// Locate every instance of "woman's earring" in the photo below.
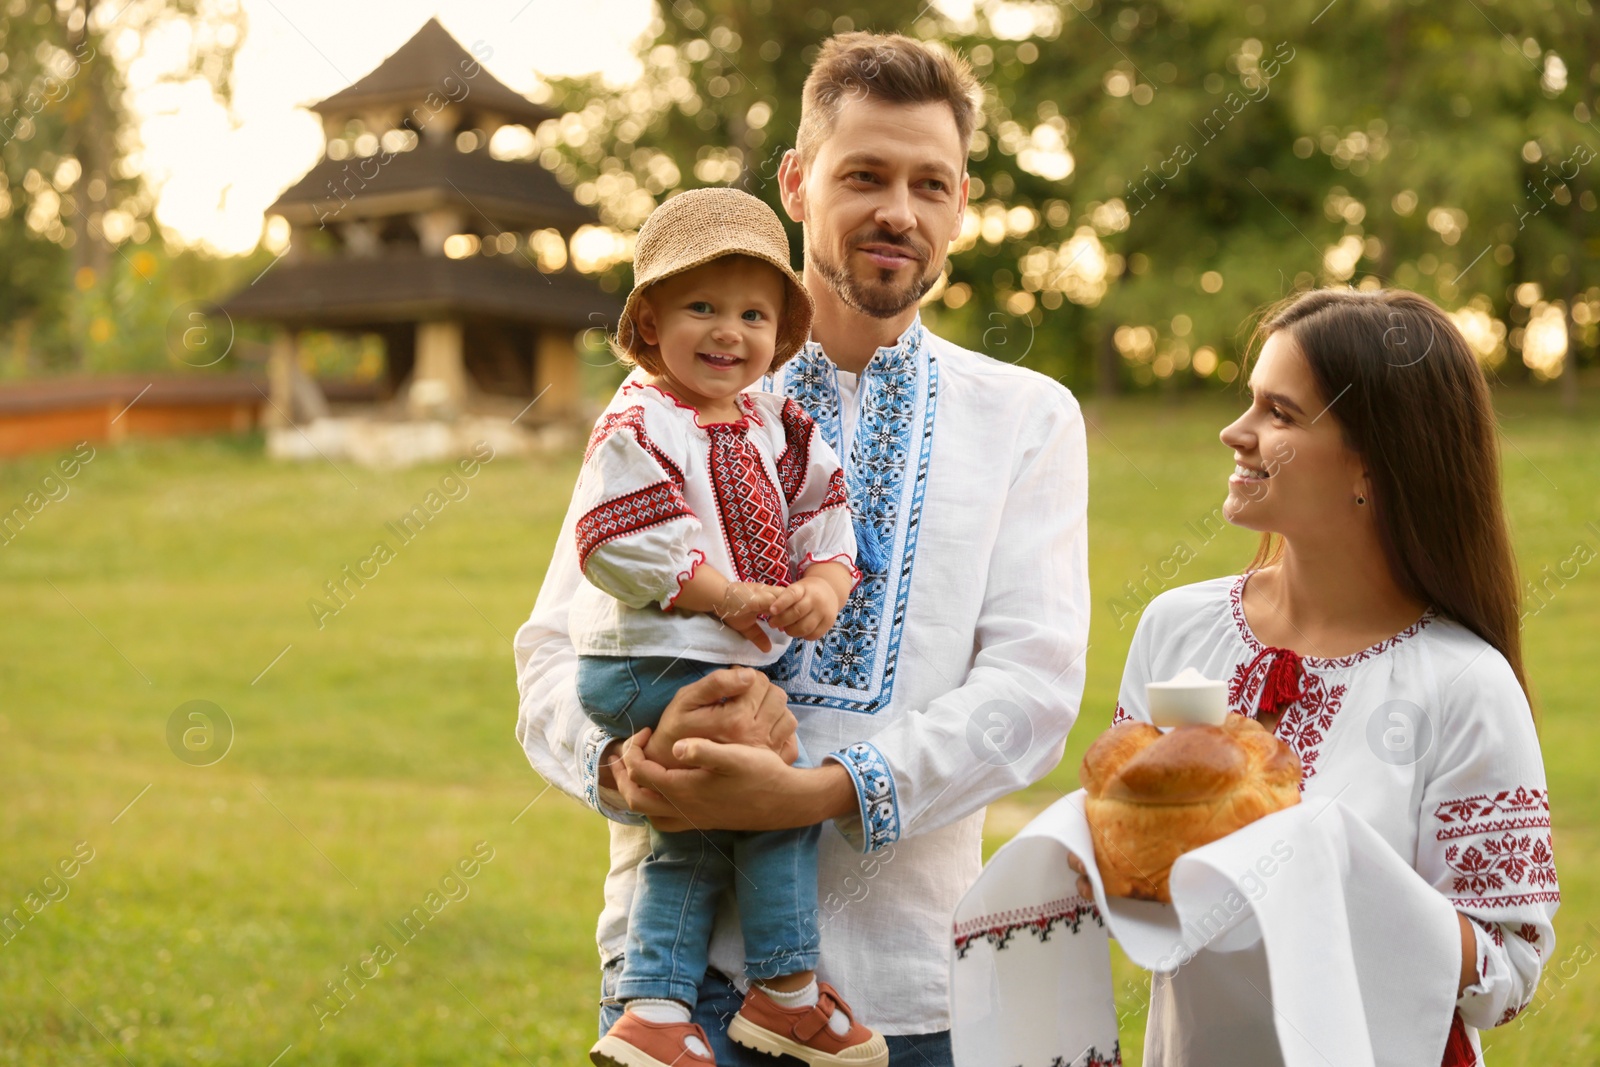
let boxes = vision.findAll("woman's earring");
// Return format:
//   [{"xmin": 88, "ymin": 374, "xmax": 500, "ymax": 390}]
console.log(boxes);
[{"xmin": 1356, "ymin": 494, "xmax": 1367, "ymax": 506}]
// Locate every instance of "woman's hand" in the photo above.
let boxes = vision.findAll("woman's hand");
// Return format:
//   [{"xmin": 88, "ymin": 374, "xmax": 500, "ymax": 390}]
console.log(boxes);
[
  {"xmin": 1456, "ymin": 912, "xmax": 1481, "ymax": 996},
  {"xmin": 1067, "ymin": 850, "xmax": 1097, "ymax": 900}
]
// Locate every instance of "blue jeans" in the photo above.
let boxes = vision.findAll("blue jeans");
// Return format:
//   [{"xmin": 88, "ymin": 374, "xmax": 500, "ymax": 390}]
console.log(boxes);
[
  {"xmin": 578, "ymin": 654, "xmax": 822, "ymax": 1005},
  {"xmin": 599, "ymin": 958, "xmax": 955, "ymax": 1066}
]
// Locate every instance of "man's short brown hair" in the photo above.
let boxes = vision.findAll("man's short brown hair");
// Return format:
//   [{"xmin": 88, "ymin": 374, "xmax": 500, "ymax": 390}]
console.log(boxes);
[{"xmin": 796, "ymin": 32, "xmax": 984, "ymax": 164}]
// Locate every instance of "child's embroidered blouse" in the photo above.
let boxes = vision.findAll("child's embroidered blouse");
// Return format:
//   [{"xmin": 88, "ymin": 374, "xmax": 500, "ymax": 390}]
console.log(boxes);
[{"xmin": 568, "ymin": 380, "xmax": 857, "ymax": 666}]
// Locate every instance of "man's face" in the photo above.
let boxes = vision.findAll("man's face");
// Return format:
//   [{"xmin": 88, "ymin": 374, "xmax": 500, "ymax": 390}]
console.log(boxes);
[{"xmin": 783, "ymin": 97, "xmax": 969, "ymax": 319}]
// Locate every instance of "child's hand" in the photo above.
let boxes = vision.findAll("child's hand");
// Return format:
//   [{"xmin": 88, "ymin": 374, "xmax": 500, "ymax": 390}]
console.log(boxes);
[
  {"xmin": 766, "ymin": 572, "xmax": 847, "ymax": 640},
  {"xmin": 712, "ymin": 582, "xmax": 784, "ymax": 651}
]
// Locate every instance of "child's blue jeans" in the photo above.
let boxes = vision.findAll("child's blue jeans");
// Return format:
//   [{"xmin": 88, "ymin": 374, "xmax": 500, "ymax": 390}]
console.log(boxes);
[{"xmin": 577, "ymin": 653, "xmax": 822, "ymax": 1006}]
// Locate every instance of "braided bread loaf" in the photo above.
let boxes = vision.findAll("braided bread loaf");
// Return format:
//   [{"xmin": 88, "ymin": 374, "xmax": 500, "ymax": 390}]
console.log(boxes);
[{"xmin": 1081, "ymin": 716, "xmax": 1302, "ymax": 902}]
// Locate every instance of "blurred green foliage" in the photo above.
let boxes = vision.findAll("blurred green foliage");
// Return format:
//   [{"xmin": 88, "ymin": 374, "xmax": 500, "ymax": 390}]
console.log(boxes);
[
  {"xmin": 4, "ymin": 1, "xmax": 1598, "ymax": 402},
  {"xmin": 0, "ymin": 0, "xmax": 243, "ymax": 376},
  {"xmin": 538, "ymin": 0, "xmax": 1600, "ymax": 399}
]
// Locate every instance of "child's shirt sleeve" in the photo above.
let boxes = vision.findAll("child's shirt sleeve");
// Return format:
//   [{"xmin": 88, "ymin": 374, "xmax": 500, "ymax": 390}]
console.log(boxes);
[
  {"xmin": 573, "ymin": 409, "xmax": 705, "ymax": 610},
  {"xmin": 772, "ymin": 397, "xmax": 859, "ymax": 581}
]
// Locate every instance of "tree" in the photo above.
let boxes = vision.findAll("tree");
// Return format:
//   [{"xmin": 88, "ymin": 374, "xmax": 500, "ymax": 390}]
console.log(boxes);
[
  {"xmin": 527, "ymin": 0, "xmax": 1597, "ymax": 399},
  {"xmin": 0, "ymin": 0, "xmax": 242, "ymax": 373},
  {"xmin": 1508, "ymin": 0, "xmax": 1599, "ymax": 411}
]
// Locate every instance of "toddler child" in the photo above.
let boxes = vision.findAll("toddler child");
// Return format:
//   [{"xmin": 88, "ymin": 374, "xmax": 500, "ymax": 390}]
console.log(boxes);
[{"xmin": 573, "ymin": 187, "xmax": 886, "ymax": 1067}]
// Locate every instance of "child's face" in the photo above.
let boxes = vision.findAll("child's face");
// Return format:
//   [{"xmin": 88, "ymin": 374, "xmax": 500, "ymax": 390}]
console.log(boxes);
[{"xmin": 635, "ymin": 255, "xmax": 787, "ymax": 412}]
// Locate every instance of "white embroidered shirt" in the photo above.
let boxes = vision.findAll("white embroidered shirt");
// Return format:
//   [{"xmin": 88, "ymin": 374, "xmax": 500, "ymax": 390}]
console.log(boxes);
[{"xmin": 1116, "ymin": 574, "xmax": 1558, "ymax": 1066}]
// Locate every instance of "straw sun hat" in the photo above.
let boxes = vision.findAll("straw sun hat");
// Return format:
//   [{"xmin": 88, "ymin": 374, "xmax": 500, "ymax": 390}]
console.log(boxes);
[{"xmin": 614, "ymin": 187, "xmax": 815, "ymax": 371}]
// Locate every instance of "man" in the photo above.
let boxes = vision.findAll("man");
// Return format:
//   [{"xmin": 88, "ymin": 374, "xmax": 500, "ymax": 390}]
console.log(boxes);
[{"xmin": 515, "ymin": 31, "xmax": 1089, "ymax": 1066}]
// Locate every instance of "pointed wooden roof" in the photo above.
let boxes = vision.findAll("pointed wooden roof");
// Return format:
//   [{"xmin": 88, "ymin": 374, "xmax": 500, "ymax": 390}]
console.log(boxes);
[
  {"xmin": 266, "ymin": 142, "xmax": 596, "ymax": 232},
  {"xmin": 311, "ymin": 17, "xmax": 558, "ymax": 129},
  {"xmin": 221, "ymin": 254, "xmax": 619, "ymax": 330}
]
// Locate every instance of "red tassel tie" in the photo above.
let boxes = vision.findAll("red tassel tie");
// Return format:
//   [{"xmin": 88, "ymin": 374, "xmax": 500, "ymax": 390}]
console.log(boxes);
[
  {"xmin": 1245, "ymin": 645, "xmax": 1307, "ymax": 717},
  {"xmin": 1439, "ymin": 1011, "xmax": 1477, "ymax": 1067}
]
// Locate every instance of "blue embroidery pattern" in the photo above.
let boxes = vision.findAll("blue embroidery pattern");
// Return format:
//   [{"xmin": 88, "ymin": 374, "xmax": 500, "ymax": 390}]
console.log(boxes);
[
  {"xmin": 764, "ymin": 320, "xmax": 938, "ymax": 716},
  {"xmin": 580, "ymin": 724, "xmax": 611, "ymax": 814},
  {"xmin": 833, "ymin": 742, "xmax": 900, "ymax": 850},
  {"xmin": 768, "ymin": 354, "xmax": 841, "ymax": 453}
]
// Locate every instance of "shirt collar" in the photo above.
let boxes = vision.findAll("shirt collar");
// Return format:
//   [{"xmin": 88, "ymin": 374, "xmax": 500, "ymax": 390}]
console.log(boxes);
[{"xmin": 799, "ymin": 313, "xmax": 926, "ymax": 380}]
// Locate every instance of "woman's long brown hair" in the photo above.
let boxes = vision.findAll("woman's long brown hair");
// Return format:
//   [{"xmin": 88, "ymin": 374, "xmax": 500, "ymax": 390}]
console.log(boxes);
[{"xmin": 1244, "ymin": 288, "xmax": 1529, "ymax": 699}]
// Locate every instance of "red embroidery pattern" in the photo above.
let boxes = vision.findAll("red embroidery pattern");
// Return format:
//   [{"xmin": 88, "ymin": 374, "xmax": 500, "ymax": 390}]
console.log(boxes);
[
  {"xmin": 584, "ymin": 405, "xmax": 684, "ymax": 487},
  {"xmin": 1228, "ymin": 573, "xmax": 1434, "ymax": 670},
  {"xmin": 1443, "ymin": 834, "xmax": 1558, "ymax": 901},
  {"xmin": 706, "ymin": 422, "xmax": 791, "ymax": 586},
  {"xmin": 953, "ymin": 895, "xmax": 1103, "ymax": 958},
  {"xmin": 1434, "ymin": 788, "xmax": 1550, "ymax": 840},
  {"xmin": 574, "ymin": 482, "xmax": 694, "ymax": 572},
  {"xmin": 1515, "ymin": 923, "xmax": 1541, "ymax": 947},
  {"xmin": 787, "ymin": 467, "xmax": 849, "ymax": 537},
  {"xmin": 1227, "ymin": 656, "xmax": 1347, "ymax": 786},
  {"xmin": 1111, "ymin": 704, "xmax": 1133, "ymax": 726},
  {"xmin": 1433, "ymin": 789, "xmax": 1558, "ymax": 906},
  {"xmin": 775, "ymin": 397, "xmax": 814, "ymax": 504},
  {"xmin": 1471, "ymin": 917, "xmax": 1505, "ymax": 947},
  {"xmin": 1224, "ymin": 574, "xmax": 1430, "ymax": 786}
]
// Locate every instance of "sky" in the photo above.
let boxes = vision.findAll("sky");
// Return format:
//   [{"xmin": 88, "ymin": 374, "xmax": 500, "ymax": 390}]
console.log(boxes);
[{"xmin": 129, "ymin": 0, "xmax": 655, "ymax": 255}]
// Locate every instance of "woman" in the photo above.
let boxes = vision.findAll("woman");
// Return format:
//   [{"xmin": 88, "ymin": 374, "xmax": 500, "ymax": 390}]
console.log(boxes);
[{"xmin": 1072, "ymin": 288, "xmax": 1557, "ymax": 1065}]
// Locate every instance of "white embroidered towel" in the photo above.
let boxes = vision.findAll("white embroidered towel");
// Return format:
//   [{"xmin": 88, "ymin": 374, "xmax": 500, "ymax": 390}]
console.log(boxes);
[{"xmin": 951, "ymin": 790, "xmax": 1462, "ymax": 1067}]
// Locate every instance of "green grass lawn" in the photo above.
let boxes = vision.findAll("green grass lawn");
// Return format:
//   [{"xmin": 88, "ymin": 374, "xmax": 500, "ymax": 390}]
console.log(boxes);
[{"xmin": 0, "ymin": 390, "xmax": 1594, "ymax": 1065}]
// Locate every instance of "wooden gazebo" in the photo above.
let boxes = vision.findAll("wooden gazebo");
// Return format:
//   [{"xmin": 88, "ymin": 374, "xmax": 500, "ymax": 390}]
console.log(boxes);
[{"xmin": 223, "ymin": 18, "xmax": 617, "ymax": 424}]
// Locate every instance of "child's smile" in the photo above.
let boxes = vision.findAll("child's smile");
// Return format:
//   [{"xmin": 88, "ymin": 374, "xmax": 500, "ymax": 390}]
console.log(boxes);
[{"xmin": 634, "ymin": 255, "xmax": 788, "ymax": 422}]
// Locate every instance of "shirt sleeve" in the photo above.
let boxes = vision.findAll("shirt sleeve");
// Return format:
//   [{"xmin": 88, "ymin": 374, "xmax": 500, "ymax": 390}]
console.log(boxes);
[
  {"xmin": 823, "ymin": 386, "xmax": 1090, "ymax": 852},
  {"xmin": 512, "ymin": 404, "xmax": 660, "ymax": 827},
  {"xmin": 574, "ymin": 418, "xmax": 704, "ymax": 610},
  {"xmin": 1112, "ymin": 609, "xmax": 1158, "ymax": 726},
  {"xmin": 1418, "ymin": 648, "xmax": 1558, "ymax": 1030}
]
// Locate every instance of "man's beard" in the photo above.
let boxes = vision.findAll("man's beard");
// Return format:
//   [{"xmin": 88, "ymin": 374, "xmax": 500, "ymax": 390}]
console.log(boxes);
[{"xmin": 809, "ymin": 233, "xmax": 937, "ymax": 319}]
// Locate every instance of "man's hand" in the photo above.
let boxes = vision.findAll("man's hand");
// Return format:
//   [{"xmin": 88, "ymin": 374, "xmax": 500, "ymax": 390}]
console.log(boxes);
[
  {"xmin": 767, "ymin": 562, "xmax": 853, "ymax": 640},
  {"xmin": 599, "ymin": 667, "xmax": 800, "ymax": 830},
  {"xmin": 648, "ymin": 666, "xmax": 797, "ymax": 763},
  {"xmin": 622, "ymin": 733, "xmax": 857, "ymax": 833}
]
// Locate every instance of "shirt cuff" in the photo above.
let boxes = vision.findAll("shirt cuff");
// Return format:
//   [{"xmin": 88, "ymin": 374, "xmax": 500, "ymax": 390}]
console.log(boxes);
[
  {"xmin": 661, "ymin": 548, "xmax": 707, "ymax": 611},
  {"xmin": 799, "ymin": 552, "xmax": 863, "ymax": 592},
  {"xmin": 1458, "ymin": 918, "xmax": 1493, "ymax": 1001},
  {"xmin": 580, "ymin": 724, "xmax": 647, "ymax": 826},
  {"xmin": 825, "ymin": 741, "xmax": 901, "ymax": 854}
]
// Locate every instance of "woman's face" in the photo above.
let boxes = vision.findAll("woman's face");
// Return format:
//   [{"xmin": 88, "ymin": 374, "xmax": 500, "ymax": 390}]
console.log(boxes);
[{"xmin": 1219, "ymin": 332, "xmax": 1368, "ymax": 537}]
